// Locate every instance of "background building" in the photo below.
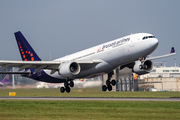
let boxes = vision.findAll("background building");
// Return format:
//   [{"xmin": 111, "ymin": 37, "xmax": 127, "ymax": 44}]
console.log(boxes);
[
  {"xmin": 141, "ymin": 62, "xmax": 180, "ymax": 78},
  {"xmin": 102, "ymin": 62, "xmax": 180, "ymax": 92},
  {"xmin": 139, "ymin": 62, "xmax": 180, "ymax": 91},
  {"xmin": 0, "ymin": 67, "xmax": 37, "ymax": 88}
]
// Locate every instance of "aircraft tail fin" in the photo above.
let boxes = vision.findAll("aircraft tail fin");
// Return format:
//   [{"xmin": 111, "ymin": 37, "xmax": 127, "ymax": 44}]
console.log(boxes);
[
  {"xmin": 1, "ymin": 74, "xmax": 10, "ymax": 83},
  {"xmin": 170, "ymin": 47, "xmax": 175, "ymax": 53},
  {"xmin": 14, "ymin": 31, "xmax": 41, "ymax": 61}
]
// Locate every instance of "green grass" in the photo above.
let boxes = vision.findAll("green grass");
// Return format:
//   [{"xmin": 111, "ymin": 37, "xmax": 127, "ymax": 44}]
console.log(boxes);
[
  {"xmin": 0, "ymin": 88, "xmax": 180, "ymax": 98},
  {"xmin": 0, "ymin": 88, "xmax": 180, "ymax": 120},
  {"xmin": 0, "ymin": 100, "xmax": 180, "ymax": 120}
]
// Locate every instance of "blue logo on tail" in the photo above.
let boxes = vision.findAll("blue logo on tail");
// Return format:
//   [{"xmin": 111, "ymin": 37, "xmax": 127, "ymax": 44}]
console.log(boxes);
[
  {"xmin": 14, "ymin": 31, "xmax": 41, "ymax": 61},
  {"xmin": 14, "ymin": 31, "xmax": 42, "ymax": 73},
  {"xmin": 170, "ymin": 47, "xmax": 175, "ymax": 53}
]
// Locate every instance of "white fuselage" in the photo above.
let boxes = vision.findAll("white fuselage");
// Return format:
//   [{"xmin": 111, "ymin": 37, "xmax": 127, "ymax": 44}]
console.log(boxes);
[{"xmin": 44, "ymin": 33, "xmax": 159, "ymax": 81}]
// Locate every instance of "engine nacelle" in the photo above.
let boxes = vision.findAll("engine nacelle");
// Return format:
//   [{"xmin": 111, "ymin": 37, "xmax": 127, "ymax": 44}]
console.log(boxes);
[
  {"xmin": 133, "ymin": 60, "xmax": 153, "ymax": 75},
  {"xmin": 59, "ymin": 62, "xmax": 81, "ymax": 77}
]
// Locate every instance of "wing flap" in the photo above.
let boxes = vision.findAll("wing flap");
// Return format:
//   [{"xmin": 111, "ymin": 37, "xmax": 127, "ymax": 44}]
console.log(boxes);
[
  {"xmin": 18, "ymin": 65, "xmax": 32, "ymax": 71},
  {"xmin": 1, "ymin": 64, "xmax": 11, "ymax": 70}
]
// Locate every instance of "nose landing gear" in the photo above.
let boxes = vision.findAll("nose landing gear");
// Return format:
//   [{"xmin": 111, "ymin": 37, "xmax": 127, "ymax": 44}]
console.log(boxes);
[{"xmin": 139, "ymin": 57, "xmax": 147, "ymax": 70}]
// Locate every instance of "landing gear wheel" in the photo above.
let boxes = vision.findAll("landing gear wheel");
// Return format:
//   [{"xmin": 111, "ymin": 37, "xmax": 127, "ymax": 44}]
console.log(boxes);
[
  {"xmin": 107, "ymin": 85, "xmax": 112, "ymax": 91},
  {"xmin": 66, "ymin": 87, "xmax": 71, "ymax": 93},
  {"xmin": 139, "ymin": 65, "xmax": 143, "ymax": 69},
  {"xmin": 69, "ymin": 81, "xmax": 74, "ymax": 87},
  {"xmin": 111, "ymin": 80, "xmax": 116, "ymax": 86},
  {"xmin": 102, "ymin": 85, "xmax": 107, "ymax": 91},
  {"xmin": 60, "ymin": 87, "xmax": 65, "ymax": 93},
  {"xmin": 64, "ymin": 81, "xmax": 68, "ymax": 88},
  {"xmin": 106, "ymin": 80, "xmax": 111, "ymax": 86}
]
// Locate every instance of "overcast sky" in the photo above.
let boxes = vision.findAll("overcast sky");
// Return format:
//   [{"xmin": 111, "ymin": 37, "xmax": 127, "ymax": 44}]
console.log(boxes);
[{"xmin": 0, "ymin": 0, "xmax": 179, "ymax": 67}]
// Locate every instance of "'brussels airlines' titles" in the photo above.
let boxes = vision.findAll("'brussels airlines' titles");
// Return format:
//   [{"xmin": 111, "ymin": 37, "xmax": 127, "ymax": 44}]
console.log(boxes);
[{"xmin": 101, "ymin": 37, "xmax": 130, "ymax": 50}]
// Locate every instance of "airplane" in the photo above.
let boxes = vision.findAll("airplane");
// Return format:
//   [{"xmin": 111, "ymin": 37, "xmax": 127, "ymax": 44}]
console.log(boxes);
[
  {"xmin": 0, "ymin": 74, "xmax": 11, "ymax": 87},
  {"xmin": 0, "ymin": 31, "xmax": 176, "ymax": 93}
]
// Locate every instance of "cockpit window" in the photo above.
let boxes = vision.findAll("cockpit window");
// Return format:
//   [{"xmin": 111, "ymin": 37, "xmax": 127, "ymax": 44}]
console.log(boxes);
[{"xmin": 142, "ymin": 36, "xmax": 155, "ymax": 40}]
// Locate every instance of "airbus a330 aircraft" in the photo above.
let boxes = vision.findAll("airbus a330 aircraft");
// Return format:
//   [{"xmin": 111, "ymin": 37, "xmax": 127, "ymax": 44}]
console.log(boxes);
[{"xmin": 0, "ymin": 31, "xmax": 176, "ymax": 93}]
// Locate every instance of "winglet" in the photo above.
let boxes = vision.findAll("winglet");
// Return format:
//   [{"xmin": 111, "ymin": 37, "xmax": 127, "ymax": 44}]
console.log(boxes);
[
  {"xmin": 170, "ymin": 47, "xmax": 175, "ymax": 53},
  {"xmin": 14, "ymin": 31, "xmax": 41, "ymax": 61}
]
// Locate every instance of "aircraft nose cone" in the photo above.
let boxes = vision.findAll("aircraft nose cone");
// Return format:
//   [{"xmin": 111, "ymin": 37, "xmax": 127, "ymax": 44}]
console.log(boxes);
[{"xmin": 151, "ymin": 38, "xmax": 159, "ymax": 48}]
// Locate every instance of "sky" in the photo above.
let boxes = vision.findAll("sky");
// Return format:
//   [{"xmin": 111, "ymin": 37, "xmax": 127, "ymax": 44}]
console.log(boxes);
[{"xmin": 0, "ymin": 0, "xmax": 179, "ymax": 67}]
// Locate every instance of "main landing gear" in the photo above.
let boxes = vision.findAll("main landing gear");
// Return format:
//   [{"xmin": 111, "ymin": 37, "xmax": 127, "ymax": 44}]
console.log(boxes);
[
  {"xmin": 102, "ymin": 71, "xmax": 116, "ymax": 91},
  {"xmin": 60, "ymin": 78, "xmax": 74, "ymax": 93}
]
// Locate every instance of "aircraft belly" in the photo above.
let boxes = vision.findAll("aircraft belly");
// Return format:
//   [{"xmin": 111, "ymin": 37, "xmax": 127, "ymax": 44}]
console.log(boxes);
[{"xmin": 30, "ymin": 70, "xmax": 66, "ymax": 83}]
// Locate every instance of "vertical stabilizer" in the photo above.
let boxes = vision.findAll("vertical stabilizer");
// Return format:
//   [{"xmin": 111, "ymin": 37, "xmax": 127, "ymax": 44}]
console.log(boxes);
[
  {"xmin": 14, "ymin": 31, "xmax": 41, "ymax": 61},
  {"xmin": 170, "ymin": 47, "xmax": 175, "ymax": 53},
  {"xmin": 1, "ymin": 74, "xmax": 10, "ymax": 83}
]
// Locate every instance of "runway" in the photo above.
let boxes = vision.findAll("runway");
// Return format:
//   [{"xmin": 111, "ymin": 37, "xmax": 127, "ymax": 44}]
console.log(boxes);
[{"xmin": 0, "ymin": 97, "xmax": 180, "ymax": 101}]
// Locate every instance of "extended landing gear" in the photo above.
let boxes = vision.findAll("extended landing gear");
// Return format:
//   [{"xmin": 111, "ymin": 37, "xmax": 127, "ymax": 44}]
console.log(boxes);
[
  {"xmin": 60, "ymin": 79, "xmax": 74, "ymax": 93},
  {"xmin": 102, "ymin": 71, "xmax": 116, "ymax": 92},
  {"xmin": 139, "ymin": 57, "xmax": 147, "ymax": 70}
]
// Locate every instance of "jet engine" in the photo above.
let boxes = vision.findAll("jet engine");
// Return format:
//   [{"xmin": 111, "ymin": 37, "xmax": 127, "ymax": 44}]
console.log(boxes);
[
  {"xmin": 59, "ymin": 61, "xmax": 81, "ymax": 77},
  {"xmin": 132, "ymin": 60, "xmax": 153, "ymax": 75}
]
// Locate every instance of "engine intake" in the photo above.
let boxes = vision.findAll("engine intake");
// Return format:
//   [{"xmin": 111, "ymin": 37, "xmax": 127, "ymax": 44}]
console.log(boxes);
[
  {"xmin": 133, "ymin": 60, "xmax": 153, "ymax": 75},
  {"xmin": 59, "ymin": 62, "xmax": 81, "ymax": 77}
]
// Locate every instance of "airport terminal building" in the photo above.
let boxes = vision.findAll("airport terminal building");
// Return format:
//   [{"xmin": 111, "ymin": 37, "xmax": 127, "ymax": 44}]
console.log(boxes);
[
  {"xmin": 140, "ymin": 62, "xmax": 180, "ymax": 91},
  {"xmin": 141, "ymin": 62, "xmax": 180, "ymax": 78}
]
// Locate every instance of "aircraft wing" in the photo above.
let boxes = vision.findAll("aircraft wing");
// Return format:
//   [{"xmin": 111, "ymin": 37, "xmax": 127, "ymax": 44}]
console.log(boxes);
[
  {"xmin": 0, "ymin": 59, "xmax": 102, "ymax": 74},
  {"xmin": 147, "ymin": 47, "xmax": 176, "ymax": 60},
  {"xmin": 0, "ymin": 60, "xmax": 61, "ymax": 72},
  {"xmin": 147, "ymin": 52, "xmax": 176, "ymax": 60}
]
